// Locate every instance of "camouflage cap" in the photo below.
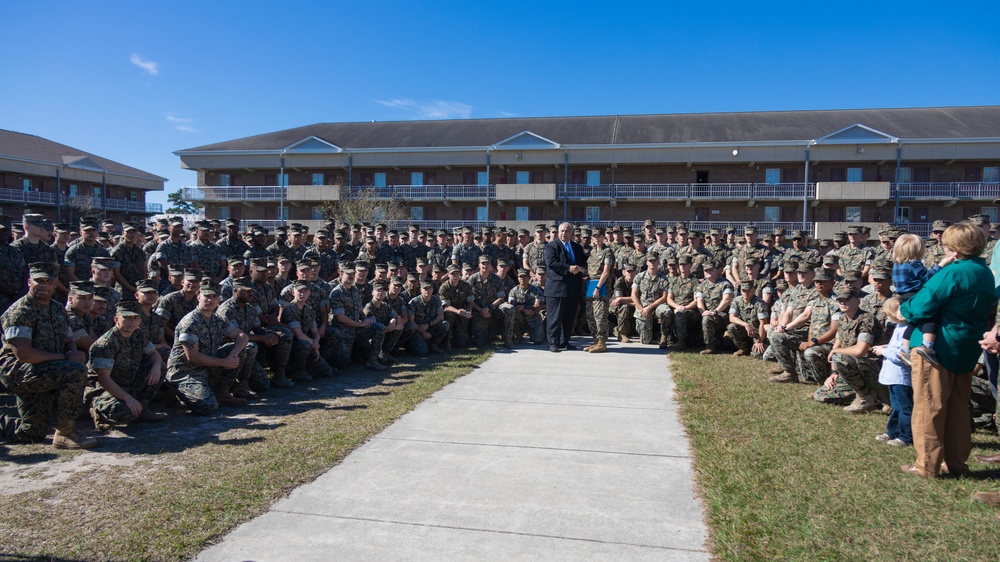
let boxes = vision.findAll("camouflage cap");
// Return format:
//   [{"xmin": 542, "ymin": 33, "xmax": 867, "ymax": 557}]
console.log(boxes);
[
  {"xmin": 291, "ymin": 280, "xmax": 312, "ymax": 291},
  {"xmin": 136, "ymin": 279, "xmax": 159, "ymax": 293},
  {"xmin": 92, "ymin": 286, "xmax": 111, "ymax": 301},
  {"xmin": 931, "ymin": 219, "xmax": 952, "ymax": 232},
  {"xmin": 23, "ymin": 214, "xmax": 47, "ymax": 226},
  {"xmin": 773, "ymin": 227, "xmax": 786, "ymax": 236},
  {"xmin": 420, "ymin": 280, "xmax": 435, "ymax": 289},
  {"xmin": 677, "ymin": 255, "xmax": 693, "ymax": 265},
  {"xmin": 406, "ymin": 273, "xmax": 419, "ymax": 281},
  {"xmin": 340, "ymin": 262, "xmax": 356, "ymax": 273},
  {"xmin": 372, "ymin": 282, "xmax": 388, "ymax": 292},
  {"xmin": 167, "ymin": 265, "xmax": 184, "ymax": 276},
  {"xmin": 813, "ymin": 268, "xmax": 834, "ymax": 282},
  {"xmin": 69, "ymin": 281, "xmax": 95, "ymax": 296},
  {"xmin": 478, "ymin": 255, "xmax": 491, "ymax": 264},
  {"xmin": 819, "ymin": 239, "xmax": 832, "ymax": 248},
  {"xmin": 199, "ymin": 280, "xmax": 221, "ymax": 296},
  {"xmin": 462, "ymin": 263, "xmax": 474, "ymax": 271},
  {"xmin": 775, "ymin": 279, "xmax": 789, "ymax": 290},
  {"xmin": 623, "ymin": 263, "xmax": 637, "ymax": 272},
  {"xmin": 796, "ymin": 261, "xmax": 815, "ymax": 273},
  {"xmin": 834, "ymin": 287, "xmax": 860, "ymax": 301},
  {"xmin": 744, "ymin": 256, "xmax": 761, "ymax": 267},
  {"xmin": 250, "ymin": 258, "xmax": 269, "ymax": 271},
  {"xmin": 446, "ymin": 264, "xmax": 460, "ymax": 274},
  {"xmin": 842, "ymin": 270, "xmax": 862, "ymax": 282},
  {"xmin": 535, "ymin": 266, "xmax": 547, "ymax": 274},
  {"xmin": 790, "ymin": 229, "xmax": 807, "ymax": 240},
  {"xmin": 28, "ymin": 262, "xmax": 58, "ymax": 280},
  {"xmin": 644, "ymin": 219, "xmax": 656, "ymax": 227},
  {"xmin": 739, "ymin": 281, "xmax": 754, "ymax": 292},
  {"xmin": 517, "ymin": 268, "xmax": 530, "ymax": 277},
  {"xmin": 966, "ymin": 214, "xmax": 990, "ymax": 226},
  {"xmin": 183, "ymin": 268, "xmax": 203, "ymax": 280},
  {"xmin": 665, "ymin": 257, "xmax": 679, "ymax": 266},
  {"xmin": 117, "ymin": 300, "xmax": 143, "ymax": 317},
  {"xmin": 227, "ymin": 255, "xmax": 245, "ymax": 266},
  {"xmin": 846, "ymin": 225, "xmax": 863, "ymax": 234},
  {"xmin": 870, "ymin": 268, "xmax": 891, "ymax": 280},
  {"xmin": 646, "ymin": 251, "xmax": 660, "ymax": 262},
  {"xmin": 232, "ymin": 277, "xmax": 254, "ymax": 290},
  {"xmin": 744, "ymin": 225, "xmax": 757, "ymax": 235},
  {"xmin": 91, "ymin": 257, "xmax": 117, "ymax": 270}
]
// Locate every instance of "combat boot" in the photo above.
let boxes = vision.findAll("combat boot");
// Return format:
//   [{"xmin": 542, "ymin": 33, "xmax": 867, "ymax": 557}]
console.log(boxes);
[
  {"xmin": 271, "ymin": 372, "xmax": 295, "ymax": 388},
  {"xmin": 53, "ymin": 424, "xmax": 97, "ymax": 450},
  {"xmin": 215, "ymin": 389, "xmax": 248, "ymax": 408},
  {"xmin": 231, "ymin": 379, "xmax": 257, "ymax": 400},
  {"xmin": 973, "ymin": 491, "xmax": 1000, "ymax": 507},
  {"xmin": 366, "ymin": 359, "xmax": 389, "ymax": 371},
  {"xmin": 844, "ymin": 394, "xmax": 878, "ymax": 414},
  {"xmin": 89, "ymin": 407, "xmax": 112, "ymax": 432},
  {"xmin": 136, "ymin": 401, "xmax": 168, "ymax": 422},
  {"xmin": 768, "ymin": 365, "xmax": 785, "ymax": 374},
  {"xmin": 588, "ymin": 338, "xmax": 607, "ymax": 353},
  {"xmin": 768, "ymin": 371, "xmax": 799, "ymax": 383}
]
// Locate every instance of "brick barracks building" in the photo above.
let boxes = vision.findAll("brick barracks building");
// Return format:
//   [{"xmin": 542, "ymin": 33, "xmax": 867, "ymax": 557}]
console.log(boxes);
[
  {"xmin": 175, "ymin": 106, "xmax": 1000, "ymax": 238},
  {"xmin": 0, "ymin": 129, "xmax": 164, "ymax": 225}
]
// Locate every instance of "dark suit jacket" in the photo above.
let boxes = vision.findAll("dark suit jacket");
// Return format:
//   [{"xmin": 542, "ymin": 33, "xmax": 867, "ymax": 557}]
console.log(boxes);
[{"xmin": 543, "ymin": 239, "xmax": 586, "ymax": 298}]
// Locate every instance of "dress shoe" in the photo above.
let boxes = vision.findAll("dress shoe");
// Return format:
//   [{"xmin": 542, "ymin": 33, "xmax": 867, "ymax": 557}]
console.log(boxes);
[
  {"xmin": 974, "ymin": 453, "xmax": 1000, "ymax": 464},
  {"xmin": 563, "ymin": 344, "xmax": 576, "ymax": 351},
  {"xmin": 548, "ymin": 346, "xmax": 560, "ymax": 353}
]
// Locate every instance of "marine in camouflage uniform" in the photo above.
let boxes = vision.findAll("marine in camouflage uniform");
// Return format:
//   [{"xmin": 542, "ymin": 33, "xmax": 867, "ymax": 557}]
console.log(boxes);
[
  {"xmin": 610, "ymin": 266, "xmax": 638, "ymax": 341},
  {"xmin": 427, "ymin": 242, "xmax": 453, "ymax": 271},
  {"xmin": 727, "ymin": 283, "xmax": 769, "ymax": 356},
  {"xmin": 363, "ymin": 287, "xmax": 405, "ymax": 361},
  {"xmin": 438, "ymin": 269, "xmax": 476, "ymax": 347},
  {"xmin": 326, "ymin": 266, "xmax": 387, "ymax": 370},
  {"xmin": 0, "ymin": 229, "xmax": 25, "ymax": 313},
  {"xmin": 584, "ymin": 234, "xmax": 614, "ymax": 347},
  {"xmin": 524, "ymin": 239, "xmax": 547, "ymax": 273},
  {"xmin": 165, "ymin": 284, "xmax": 257, "ymax": 415},
  {"xmin": 797, "ymin": 274, "xmax": 839, "ymax": 384},
  {"xmin": 302, "ymin": 236, "xmax": 339, "ymax": 281},
  {"xmin": 835, "ymin": 235, "xmax": 874, "ymax": 277},
  {"xmin": 189, "ymin": 237, "xmax": 227, "ymax": 280},
  {"xmin": 219, "ymin": 280, "xmax": 293, "ymax": 392},
  {"xmin": 87, "ymin": 302, "xmax": 162, "ymax": 426},
  {"xmin": 110, "ymin": 227, "xmax": 148, "ymax": 300},
  {"xmin": 814, "ymin": 289, "xmax": 885, "ymax": 406},
  {"xmin": 65, "ymin": 234, "xmax": 112, "ymax": 279},
  {"xmin": 632, "ymin": 255, "xmax": 671, "ymax": 346},
  {"xmin": 0, "ymin": 263, "xmax": 89, "ymax": 445},
  {"xmin": 408, "ymin": 282, "xmax": 450, "ymax": 356},
  {"xmin": 154, "ymin": 273, "xmax": 201, "ymax": 337},
  {"xmin": 451, "ymin": 240, "xmax": 482, "ymax": 269},
  {"xmin": 500, "ymin": 269, "xmax": 545, "ymax": 347},
  {"xmin": 695, "ymin": 268, "xmax": 734, "ymax": 353},
  {"xmin": 767, "ymin": 265, "xmax": 818, "ymax": 379},
  {"xmin": 664, "ymin": 259, "xmax": 700, "ymax": 349},
  {"xmin": 280, "ymin": 282, "xmax": 336, "ymax": 380},
  {"xmin": 386, "ymin": 278, "xmax": 418, "ymax": 353},
  {"xmin": 467, "ymin": 258, "xmax": 506, "ymax": 346},
  {"xmin": 156, "ymin": 234, "xmax": 197, "ymax": 268}
]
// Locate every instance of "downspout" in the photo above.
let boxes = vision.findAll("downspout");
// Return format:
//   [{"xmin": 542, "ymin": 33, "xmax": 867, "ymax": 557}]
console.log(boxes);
[
  {"xmin": 279, "ymin": 151, "xmax": 285, "ymax": 224},
  {"xmin": 102, "ymin": 173, "xmax": 107, "ymax": 221},
  {"xmin": 563, "ymin": 148, "xmax": 569, "ymax": 222},
  {"xmin": 55, "ymin": 167, "xmax": 61, "ymax": 222},
  {"xmin": 803, "ymin": 147, "xmax": 810, "ymax": 233},
  {"xmin": 894, "ymin": 144, "xmax": 901, "ymax": 226},
  {"xmin": 347, "ymin": 153, "xmax": 353, "ymax": 197},
  {"xmin": 485, "ymin": 150, "xmax": 491, "ymax": 226}
]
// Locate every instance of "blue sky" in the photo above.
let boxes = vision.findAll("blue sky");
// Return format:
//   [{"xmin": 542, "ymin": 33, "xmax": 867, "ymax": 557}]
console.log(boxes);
[{"xmin": 2, "ymin": 1, "xmax": 998, "ymax": 208}]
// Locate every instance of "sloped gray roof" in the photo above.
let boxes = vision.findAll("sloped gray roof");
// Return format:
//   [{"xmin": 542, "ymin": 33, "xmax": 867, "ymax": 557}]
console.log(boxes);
[
  {"xmin": 0, "ymin": 129, "xmax": 166, "ymax": 181},
  {"xmin": 178, "ymin": 106, "xmax": 1000, "ymax": 153}
]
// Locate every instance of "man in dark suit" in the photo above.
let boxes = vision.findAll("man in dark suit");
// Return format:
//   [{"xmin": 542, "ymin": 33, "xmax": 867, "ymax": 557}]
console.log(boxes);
[{"xmin": 544, "ymin": 222, "xmax": 586, "ymax": 352}]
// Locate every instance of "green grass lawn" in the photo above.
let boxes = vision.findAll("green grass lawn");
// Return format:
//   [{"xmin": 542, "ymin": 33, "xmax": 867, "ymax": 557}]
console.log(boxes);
[
  {"xmin": 0, "ymin": 349, "xmax": 490, "ymax": 561},
  {"xmin": 671, "ymin": 352, "xmax": 1000, "ymax": 561}
]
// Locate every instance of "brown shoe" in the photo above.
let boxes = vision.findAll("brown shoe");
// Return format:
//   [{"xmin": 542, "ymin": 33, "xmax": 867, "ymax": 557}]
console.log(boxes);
[
  {"xmin": 900, "ymin": 464, "xmax": 925, "ymax": 477},
  {"xmin": 89, "ymin": 408, "xmax": 112, "ymax": 432},
  {"xmin": 53, "ymin": 429, "xmax": 97, "ymax": 450},
  {"xmin": 973, "ymin": 491, "xmax": 1000, "ymax": 507},
  {"xmin": 231, "ymin": 386, "xmax": 256, "ymax": 400},
  {"xmin": 768, "ymin": 365, "xmax": 785, "ymax": 374},
  {"xmin": 844, "ymin": 394, "xmax": 878, "ymax": 414},
  {"xmin": 975, "ymin": 453, "xmax": 1000, "ymax": 464},
  {"xmin": 588, "ymin": 339, "xmax": 608, "ymax": 353},
  {"xmin": 136, "ymin": 407, "xmax": 168, "ymax": 423},
  {"xmin": 366, "ymin": 360, "xmax": 389, "ymax": 371},
  {"xmin": 733, "ymin": 349, "xmax": 748, "ymax": 357},
  {"xmin": 216, "ymin": 392, "xmax": 247, "ymax": 408},
  {"xmin": 769, "ymin": 371, "xmax": 798, "ymax": 383}
]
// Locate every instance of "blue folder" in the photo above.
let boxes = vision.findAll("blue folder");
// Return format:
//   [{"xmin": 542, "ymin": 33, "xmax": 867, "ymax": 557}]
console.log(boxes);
[{"xmin": 586, "ymin": 279, "xmax": 607, "ymax": 298}]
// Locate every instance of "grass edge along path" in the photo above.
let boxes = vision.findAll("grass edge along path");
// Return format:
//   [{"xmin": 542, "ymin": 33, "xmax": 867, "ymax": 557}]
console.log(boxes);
[
  {"xmin": 670, "ymin": 352, "xmax": 1000, "ymax": 561},
  {"xmin": 0, "ymin": 349, "xmax": 491, "ymax": 561}
]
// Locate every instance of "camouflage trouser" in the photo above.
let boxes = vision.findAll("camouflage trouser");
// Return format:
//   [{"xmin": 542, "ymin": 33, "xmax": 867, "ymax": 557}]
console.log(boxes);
[
  {"xmin": 701, "ymin": 313, "xmax": 728, "ymax": 351},
  {"xmin": 664, "ymin": 308, "xmax": 698, "ymax": 347},
  {"xmin": 289, "ymin": 339, "xmax": 335, "ymax": 378},
  {"xmin": 585, "ymin": 297, "xmax": 610, "ymax": 342},
  {"xmin": 471, "ymin": 307, "xmax": 502, "ymax": 347},
  {"xmin": 768, "ymin": 329, "xmax": 808, "ymax": 376},
  {"xmin": 833, "ymin": 353, "xmax": 886, "ymax": 402},
  {"xmin": 611, "ymin": 303, "xmax": 636, "ymax": 339},
  {"xmin": 444, "ymin": 311, "xmax": 471, "ymax": 347},
  {"xmin": 334, "ymin": 322, "xmax": 386, "ymax": 367},
  {"xmin": 169, "ymin": 342, "xmax": 258, "ymax": 416},
  {"xmin": 636, "ymin": 304, "xmax": 671, "ymax": 345},
  {"xmin": 575, "ymin": 304, "xmax": 590, "ymax": 336},
  {"xmin": 727, "ymin": 323, "xmax": 760, "ymax": 355},
  {"xmin": 383, "ymin": 322, "xmax": 414, "ymax": 355},
  {"xmin": 407, "ymin": 321, "xmax": 450, "ymax": 356},
  {"xmin": 252, "ymin": 326, "xmax": 293, "ymax": 391},
  {"xmin": 800, "ymin": 343, "xmax": 833, "ymax": 383},
  {"xmin": 813, "ymin": 375, "xmax": 856, "ymax": 405},
  {"xmin": 0, "ymin": 359, "xmax": 87, "ymax": 442},
  {"xmin": 89, "ymin": 357, "xmax": 161, "ymax": 425},
  {"xmin": 499, "ymin": 304, "xmax": 545, "ymax": 345}
]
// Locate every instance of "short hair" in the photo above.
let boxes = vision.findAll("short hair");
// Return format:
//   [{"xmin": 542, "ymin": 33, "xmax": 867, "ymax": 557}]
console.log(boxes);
[
  {"xmin": 941, "ymin": 223, "xmax": 987, "ymax": 259},
  {"xmin": 881, "ymin": 297, "xmax": 903, "ymax": 324},
  {"xmin": 892, "ymin": 234, "xmax": 925, "ymax": 263}
]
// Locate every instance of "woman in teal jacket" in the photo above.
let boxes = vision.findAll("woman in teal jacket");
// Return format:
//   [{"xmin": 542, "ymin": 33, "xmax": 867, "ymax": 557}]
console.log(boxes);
[{"xmin": 899, "ymin": 223, "xmax": 997, "ymax": 478}]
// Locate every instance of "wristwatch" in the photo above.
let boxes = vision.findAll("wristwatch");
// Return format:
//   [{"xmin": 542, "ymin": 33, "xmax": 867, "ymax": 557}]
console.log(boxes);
[{"xmin": 811, "ymin": 337, "xmax": 819, "ymax": 345}]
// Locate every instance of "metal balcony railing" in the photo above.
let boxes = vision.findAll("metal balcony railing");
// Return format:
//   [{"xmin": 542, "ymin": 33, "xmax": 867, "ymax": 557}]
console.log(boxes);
[
  {"xmin": 182, "ymin": 186, "xmax": 286, "ymax": 201},
  {"xmin": 348, "ymin": 185, "xmax": 494, "ymax": 200},
  {"xmin": 891, "ymin": 182, "xmax": 1000, "ymax": 199},
  {"xmin": 579, "ymin": 221, "xmax": 815, "ymax": 234},
  {"xmin": 385, "ymin": 220, "xmax": 494, "ymax": 231},
  {"xmin": 0, "ymin": 188, "xmax": 58, "ymax": 206},
  {"xmin": 558, "ymin": 183, "xmax": 815, "ymax": 200}
]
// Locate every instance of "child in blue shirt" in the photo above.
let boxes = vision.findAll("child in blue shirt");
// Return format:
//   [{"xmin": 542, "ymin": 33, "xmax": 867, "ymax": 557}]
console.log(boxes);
[
  {"xmin": 891, "ymin": 234, "xmax": 952, "ymax": 367},
  {"xmin": 872, "ymin": 297, "xmax": 913, "ymax": 446}
]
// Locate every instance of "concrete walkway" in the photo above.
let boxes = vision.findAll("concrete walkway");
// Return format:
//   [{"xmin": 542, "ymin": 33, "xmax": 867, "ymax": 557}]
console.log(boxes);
[{"xmin": 196, "ymin": 340, "xmax": 709, "ymax": 561}]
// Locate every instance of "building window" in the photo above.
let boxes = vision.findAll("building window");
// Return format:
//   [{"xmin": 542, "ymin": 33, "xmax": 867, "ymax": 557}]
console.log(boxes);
[
  {"xmin": 985, "ymin": 167, "xmax": 1000, "ymax": 183},
  {"xmin": 311, "ymin": 173, "xmax": 325, "ymax": 185},
  {"xmin": 983, "ymin": 207, "xmax": 999, "ymax": 223},
  {"xmin": 22, "ymin": 179, "xmax": 31, "ymax": 191},
  {"xmin": 765, "ymin": 168, "xmax": 781, "ymax": 184},
  {"xmin": 218, "ymin": 207, "xmax": 230, "ymax": 220},
  {"xmin": 898, "ymin": 167, "xmax": 912, "ymax": 183},
  {"xmin": 895, "ymin": 206, "xmax": 910, "ymax": 224},
  {"xmin": 409, "ymin": 172, "xmax": 423, "ymax": 186},
  {"xmin": 129, "ymin": 191, "xmax": 138, "ymax": 202},
  {"xmin": 410, "ymin": 206, "xmax": 423, "ymax": 221},
  {"xmin": 277, "ymin": 173, "xmax": 288, "ymax": 187},
  {"xmin": 516, "ymin": 171, "xmax": 530, "ymax": 184},
  {"xmin": 219, "ymin": 174, "xmax": 231, "ymax": 187},
  {"xmin": 847, "ymin": 168, "xmax": 863, "ymax": 182},
  {"xmin": 515, "ymin": 206, "xmax": 528, "ymax": 221},
  {"xmin": 68, "ymin": 184, "xmax": 78, "ymax": 197},
  {"xmin": 586, "ymin": 170, "xmax": 601, "ymax": 186},
  {"xmin": 93, "ymin": 187, "xmax": 101, "ymax": 198},
  {"xmin": 311, "ymin": 206, "xmax": 324, "ymax": 220},
  {"xmin": 476, "ymin": 207, "xmax": 488, "ymax": 222},
  {"xmin": 845, "ymin": 206, "xmax": 862, "ymax": 222},
  {"xmin": 586, "ymin": 206, "xmax": 600, "ymax": 222},
  {"xmin": 763, "ymin": 206, "xmax": 780, "ymax": 222},
  {"xmin": 374, "ymin": 173, "xmax": 387, "ymax": 188},
  {"xmin": 477, "ymin": 171, "xmax": 489, "ymax": 186}
]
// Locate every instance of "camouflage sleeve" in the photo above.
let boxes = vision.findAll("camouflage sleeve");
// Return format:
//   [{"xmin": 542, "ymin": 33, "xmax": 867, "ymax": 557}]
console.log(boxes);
[
  {"xmin": 857, "ymin": 313, "xmax": 876, "ymax": 345},
  {"xmin": 281, "ymin": 303, "xmax": 302, "ymax": 330},
  {"xmin": 1, "ymin": 302, "xmax": 34, "ymax": 341},
  {"xmin": 328, "ymin": 288, "xmax": 346, "ymax": 317},
  {"xmin": 88, "ymin": 337, "xmax": 115, "ymax": 371},
  {"xmin": 174, "ymin": 314, "xmax": 200, "ymax": 347}
]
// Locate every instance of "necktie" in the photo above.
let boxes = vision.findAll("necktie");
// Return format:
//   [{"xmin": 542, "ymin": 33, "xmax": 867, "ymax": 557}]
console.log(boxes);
[{"xmin": 565, "ymin": 242, "xmax": 574, "ymax": 263}]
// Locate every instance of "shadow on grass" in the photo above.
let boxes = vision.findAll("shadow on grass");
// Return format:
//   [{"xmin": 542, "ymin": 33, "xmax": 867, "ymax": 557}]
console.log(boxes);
[
  {"xmin": 0, "ymin": 555, "xmax": 88, "ymax": 562},
  {"xmin": 0, "ymin": 449, "xmax": 59, "ymax": 464}
]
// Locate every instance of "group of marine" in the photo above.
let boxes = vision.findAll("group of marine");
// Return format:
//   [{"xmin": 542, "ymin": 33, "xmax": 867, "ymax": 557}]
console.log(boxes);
[{"xmin": 0, "ymin": 213, "xmax": 993, "ymax": 450}]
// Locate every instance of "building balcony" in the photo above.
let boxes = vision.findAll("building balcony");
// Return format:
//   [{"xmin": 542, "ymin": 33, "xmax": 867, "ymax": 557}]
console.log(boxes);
[
  {"xmin": 0, "ymin": 188, "xmax": 57, "ymax": 206},
  {"xmin": 496, "ymin": 184, "xmax": 558, "ymax": 201},
  {"xmin": 104, "ymin": 199, "xmax": 162, "ymax": 214},
  {"xmin": 891, "ymin": 182, "xmax": 1000, "ymax": 200},
  {"xmin": 558, "ymin": 183, "xmax": 816, "ymax": 201},
  {"xmin": 182, "ymin": 186, "xmax": 286, "ymax": 202},
  {"xmin": 346, "ymin": 185, "xmax": 494, "ymax": 201},
  {"xmin": 815, "ymin": 182, "xmax": 891, "ymax": 201}
]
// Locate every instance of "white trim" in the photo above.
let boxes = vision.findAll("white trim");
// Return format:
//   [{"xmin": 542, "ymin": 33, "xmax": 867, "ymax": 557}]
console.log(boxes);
[
  {"xmin": 815, "ymin": 123, "xmax": 898, "ymax": 144},
  {"xmin": 282, "ymin": 135, "xmax": 343, "ymax": 153},
  {"xmin": 491, "ymin": 130, "xmax": 561, "ymax": 150}
]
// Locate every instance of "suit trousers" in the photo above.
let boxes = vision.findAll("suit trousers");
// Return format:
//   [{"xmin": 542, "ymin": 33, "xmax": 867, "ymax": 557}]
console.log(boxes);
[{"xmin": 546, "ymin": 294, "xmax": 579, "ymax": 347}]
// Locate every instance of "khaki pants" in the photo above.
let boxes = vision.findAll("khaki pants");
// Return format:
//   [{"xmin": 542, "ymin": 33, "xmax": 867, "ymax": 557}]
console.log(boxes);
[{"xmin": 910, "ymin": 349, "xmax": 973, "ymax": 477}]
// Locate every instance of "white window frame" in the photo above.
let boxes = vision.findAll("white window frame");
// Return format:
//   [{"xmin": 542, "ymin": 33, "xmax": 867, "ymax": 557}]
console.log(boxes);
[
  {"xmin": 984, "ymin": 166, "xmax": 999, "ymax": 184},
  {"xmin": 410, "ymin": 172, "xmax": 424, "ymax": 186},
  {"xmin": 765, "ymin": 168, "xmax": 781, "ymax": 185},
  {"xmin": 763, "ymin": 206, "xmax": 780, "ymax": 222},
  {"xmin": 374, "ymin": 172, "xmax": 387, "ymax": 188},
  {"xmin": 586, "ymin": 170, "xmax": 601, "ymax": 186},
  {"xmin": 219, "ymin": 173, "xmax": 231, "ymax": 187},
  {"xmin": 93, "ymin": 187, "xmax": 101, "ymax": 198},
  {"xmin": 410, "ymin": 206, "xmax": 424, "ymax": 221},
  {"xmin": 476, "ymin": 206, "xmax": 488, "ymax": 221},
  {"xmin": 585, "ymin": 206, "xmax": 600, "ymax": 222},
  {"xmin": 477, "ymin": 171, "xmax": 489, "ymax": 186},
  {"xmin": 129, "ymin": 191, "xmax": 138, "ymax": 202},
  {"xmin": 218, "ymin": 207, "xmax": 231, "ymax": 220},
  {"xmin": 515, "ymin": 171, "xmax": 530, "ymax": 184},
  {"xmin": 845, "ymin": 206, "xmax": 862, "ymax": 222},
  {"xmin": 515, "ymin": 206, "xmax": 529, "ymax": 221},
  {"xmin": 847, "ymin": 168, "xmax": 863, "ymax": 182},
  {"xmin": 895, "ymin": 206, "xmax": 910, "ymax": 224},
  {"xmin": 311, "ymin": 173, "xmax": 325, "ymax": 186}
]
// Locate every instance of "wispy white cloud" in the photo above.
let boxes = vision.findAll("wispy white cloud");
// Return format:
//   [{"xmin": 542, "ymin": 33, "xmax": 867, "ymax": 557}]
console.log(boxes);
[
  {"xmin": 496, "ymin": 110, "xmax": 519, "ymax": 118},
  {"xmin": 129, "ymin": 53, "xmax": 159, "ymax": 76},
  {"xmin": 375, "ymin": 98, "xmax": 472, "ymax": 120},
  {"xmin": 166, "ymin": 113, "xmax": 195, "ymax": 132}
]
